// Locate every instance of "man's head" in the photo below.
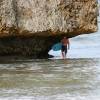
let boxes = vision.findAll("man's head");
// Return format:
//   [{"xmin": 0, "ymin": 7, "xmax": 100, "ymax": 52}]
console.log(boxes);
[
  {"xmin": 63, "ymin": 36, "xmax": 66, "ymax": 38},
  {"xmin": 63, "ymin": 36, "xmax": 68, "ymax": 39}
]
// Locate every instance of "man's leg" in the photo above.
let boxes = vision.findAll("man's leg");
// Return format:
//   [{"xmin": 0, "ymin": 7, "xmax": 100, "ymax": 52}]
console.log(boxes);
[
  {"xmin": 62, "ymin": 51, "xmax": 65, "ymax": 59},
  {"xmin": 61, "ymin": 45, "xmax": 65, "ymax": 59},
  {"xmin": 65, "ymin": 48, "xmax": 67, "ymax": 58}
]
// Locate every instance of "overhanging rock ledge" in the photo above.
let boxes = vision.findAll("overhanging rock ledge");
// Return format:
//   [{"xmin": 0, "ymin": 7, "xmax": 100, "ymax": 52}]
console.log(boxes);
[{"xmin": 0, "ymin": 0, "xmax": 98, "ymax": 58}]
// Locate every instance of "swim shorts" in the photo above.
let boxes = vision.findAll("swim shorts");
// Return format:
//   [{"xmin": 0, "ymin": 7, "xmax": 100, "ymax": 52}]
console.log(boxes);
[{"xmin": 61, "ymin": 45, "xmax": 67, "ymax": 54}]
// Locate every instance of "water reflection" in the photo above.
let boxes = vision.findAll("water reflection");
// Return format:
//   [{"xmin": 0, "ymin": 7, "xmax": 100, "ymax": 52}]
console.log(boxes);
[{"xmin": 0, "ymin": 59, "xmax": 100, "ymax": 100}]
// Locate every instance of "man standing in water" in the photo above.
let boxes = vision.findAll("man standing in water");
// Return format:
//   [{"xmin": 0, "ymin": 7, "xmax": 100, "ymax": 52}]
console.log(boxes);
[{"xmin": 61, "ymin": 37, "xmax": 70, "ymax": 59}]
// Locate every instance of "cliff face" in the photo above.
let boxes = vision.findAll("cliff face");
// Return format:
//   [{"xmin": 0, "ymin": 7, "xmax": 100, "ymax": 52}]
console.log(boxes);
[
  {"xmin": 0, "ymin": 0, "xmax": 98, "ymax": 37},
  {"xmin": 0, "ymin": 0, "xmax": 98, "ymax": 58}
]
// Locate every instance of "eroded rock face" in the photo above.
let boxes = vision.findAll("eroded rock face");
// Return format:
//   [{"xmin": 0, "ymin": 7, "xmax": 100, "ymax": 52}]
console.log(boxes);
[
  {"xmin": 0, "ymin": 0, "xmax": 98, "ymax": 58},
  {"xmin": 0, "ymin": 0, "xmax": 98, "ymax": 36}
]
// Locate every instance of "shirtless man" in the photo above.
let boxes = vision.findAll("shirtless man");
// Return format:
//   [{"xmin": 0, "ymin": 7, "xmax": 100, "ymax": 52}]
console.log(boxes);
[{"xmin": 61, "ymin": 37, "xmax": 70, "ymax": 59}]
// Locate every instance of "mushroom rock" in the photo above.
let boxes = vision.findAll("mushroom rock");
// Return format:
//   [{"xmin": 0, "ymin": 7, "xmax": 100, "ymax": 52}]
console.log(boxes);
[{"xmin": 0, "ymin": 0, "xmax": 98, "ymax": 58}]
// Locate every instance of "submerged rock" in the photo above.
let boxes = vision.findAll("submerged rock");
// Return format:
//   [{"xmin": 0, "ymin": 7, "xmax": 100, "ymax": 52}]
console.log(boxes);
[{"xmin": 0, "ymin": 0, "xmax": 98, "ymax": 58}]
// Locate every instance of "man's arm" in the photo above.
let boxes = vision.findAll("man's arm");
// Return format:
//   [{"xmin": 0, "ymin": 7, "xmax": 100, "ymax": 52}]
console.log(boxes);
[{"xmin": 68, "ymin": 39, "xmax": 70, "ymax": 49}]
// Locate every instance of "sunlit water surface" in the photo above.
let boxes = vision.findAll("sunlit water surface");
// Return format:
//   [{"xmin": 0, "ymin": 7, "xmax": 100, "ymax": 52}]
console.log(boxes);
[{"xmin": 0, "ymin": 59, "xmax": 100, "ymax": 100}]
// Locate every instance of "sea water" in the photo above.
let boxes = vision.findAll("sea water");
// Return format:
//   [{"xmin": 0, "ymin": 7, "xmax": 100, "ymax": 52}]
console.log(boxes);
[{"xmin": 0, "ymin": 59, "xmax": 100, "ymax": 100}]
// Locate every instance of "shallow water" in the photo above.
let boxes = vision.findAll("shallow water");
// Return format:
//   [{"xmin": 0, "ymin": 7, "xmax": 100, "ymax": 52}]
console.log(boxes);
[{"xmin": 0, "ymin": 59, "xmax": 100, "ymax": 100}]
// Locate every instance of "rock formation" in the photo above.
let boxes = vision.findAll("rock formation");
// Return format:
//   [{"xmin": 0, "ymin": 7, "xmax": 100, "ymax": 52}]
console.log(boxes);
[{"xmin": 0, "ymin": 0, "xmax": 98, "ymax": 58}]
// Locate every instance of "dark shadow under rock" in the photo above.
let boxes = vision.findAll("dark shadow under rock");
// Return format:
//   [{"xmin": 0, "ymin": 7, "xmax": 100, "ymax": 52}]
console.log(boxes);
[{"xmin": 0, "ymin": 35, "xmax": 62, "ymax": 59}]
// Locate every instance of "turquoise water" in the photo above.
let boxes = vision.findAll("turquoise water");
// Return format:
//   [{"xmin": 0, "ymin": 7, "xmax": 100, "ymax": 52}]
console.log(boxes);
[{"xmin": 0, "ymin": 59, "xmax": 100, "ymax": 100}]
